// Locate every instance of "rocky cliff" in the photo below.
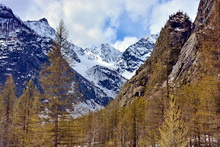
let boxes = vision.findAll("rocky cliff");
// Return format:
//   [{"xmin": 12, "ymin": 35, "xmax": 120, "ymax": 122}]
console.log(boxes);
[
  {"xmin": 169, "ymin": 0, "xmax": 219, "ymax": 84},
  {"xmin": 115, "ymin": 0, "xmax": 220, "ymax": 106}
]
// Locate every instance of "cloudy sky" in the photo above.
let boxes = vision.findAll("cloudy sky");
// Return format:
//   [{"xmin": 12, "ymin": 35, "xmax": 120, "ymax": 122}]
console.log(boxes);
[{"xmin": 1, "ymin": 0, "xmax": 199, "ymax": 51}]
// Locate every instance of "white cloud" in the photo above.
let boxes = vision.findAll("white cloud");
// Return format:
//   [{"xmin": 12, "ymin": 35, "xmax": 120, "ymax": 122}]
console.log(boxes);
[
  {"xmin": 1, "ymin": 0, "xmax": 123, "ymax": 48},
  {"xmin": 149, "ymin": 0, "xmax": 200, "ymax": 34},
  {"xmin": 57, "ymin": 0, "xmax": 122, "ymax": 47},
  {"xmin": 113, "ymin": 37, "xmax": 138, "ymax": 52},
  {"xmin": 123, "ymin": 0, "xmax": 158, "ymax": 20},
  {"xmin": 1, "ymin": 0, "xmax": 200, "ymax": 48}
]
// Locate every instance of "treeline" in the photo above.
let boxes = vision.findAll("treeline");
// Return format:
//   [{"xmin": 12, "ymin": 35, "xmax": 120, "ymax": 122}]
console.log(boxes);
[
  {"xmin": 70, "ymin": 75, "xmax": 220, "ymax": 147},
  {"xmin": 72, "ymin": 27, "xmax": 220, "ymax": 146},
  {"xmin": 1, "ymin": 73, "xmax": 219, "ymax": 146}
]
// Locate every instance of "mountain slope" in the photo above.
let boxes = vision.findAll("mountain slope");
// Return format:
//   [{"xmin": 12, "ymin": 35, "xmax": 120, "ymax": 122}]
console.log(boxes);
[
  {"xmin": 115, "ymin": 0, "xmax": 220, "ymax": 107},
  {"xmin": 64, "ymin": 36, "xmax": 157, "ymax": 98},
  {"xmin": 0, "ymin": 4, "xmax": 112, "ymax": 109},
  {"xmin": 24, "ymin": 18, "xmax": 56, "ymax": 38},
  {"xmin": 115, "ymin": 34, "xmax": 158, "ymax": 78},
  {"xmin": 0, "ymin": 4, "xmax": 51, "ymax": 95},
  {"xmin": 85, "ymin": 65, "xmax": 127, "ymax": 98},
  {"xmin": 115, "ymin": 11, "xmax": 193, "ymax": 106},
  {"xmin": 0, "ymin": 3, "xmax": 158, "ymax": 110}
]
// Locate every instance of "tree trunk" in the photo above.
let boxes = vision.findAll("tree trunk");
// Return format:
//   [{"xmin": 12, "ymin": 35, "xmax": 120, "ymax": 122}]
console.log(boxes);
[
  {"xmin": 54, "ymin": 109, "xmax": 59, "ymax": 147},
  {"xmin": 132, "ymin": 102, "xmax": 137, "ymax": 147}
]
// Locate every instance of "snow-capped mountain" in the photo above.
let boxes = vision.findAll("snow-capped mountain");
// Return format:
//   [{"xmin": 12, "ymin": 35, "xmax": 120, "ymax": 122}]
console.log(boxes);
[
  {"xmin": 24, "ymin": 18, "xmax": 56, "ymax": 39},
  {"xmin": 62, "ymin": 35, "xmax": 158, "ymax": 98},
  {"xmin": 84, "ymin": 43, "xmax": 122, "ymax": 63},
  {"xmin": 86, "ymin": 65, "xmax": 127, "ymax": 98},
  {"xmin": 115, "ymin": 34, "xmax": 158, "ymax": 79},
  {"xmin": 71, "ymin": 43, "xmax": 122, "ymax": 78},
  {"xmin": 62, "ymin": 43, "xmax": 125, "ymax": 99},
  {"xmin": 0, "ymin": 4, "xmax": 112, "ymax": 110},
  {"xmin": 0, "ymin": 4, "xmax": 157, "ymax": 110},
  {"xmin": 0, "ymin": 4, "xmax": 51, "ymax": 95},
  {"xmin": 0, "ymin": 4, "xmax": 32, "ymax": 38}
]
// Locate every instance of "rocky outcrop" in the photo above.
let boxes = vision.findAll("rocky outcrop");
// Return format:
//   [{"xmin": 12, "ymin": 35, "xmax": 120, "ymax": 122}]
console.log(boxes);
[
  {"xmin": 168, "ymin": 33, "xmax": 199, "ymax": 84},
  {"xmin": 169, "ymin": 0, "xmax": 219, "ymax": 85},
  {"xmin": 116, "ymin": 12, "xmax": 192, "ymax": 106},
  {"xmin": 0, "ymin": 4, "xmax": 32, "ymax": 37},
  {"xmin": 194, "ymin": 0, "xmax": 215, "ymax": 31},
  {"xmin": 115, "ymin": 0, "xmax": 220, "ymax": 106}
]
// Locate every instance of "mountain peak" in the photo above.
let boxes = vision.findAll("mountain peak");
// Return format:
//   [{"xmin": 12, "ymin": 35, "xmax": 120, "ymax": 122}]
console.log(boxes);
[
  {"xmin": 84, "ymin": 43, "xmax": 122, "ymax": 63},
  {"xmin": 0, "ymin": 4, "xmax": 25, "ymax": 36},
  {"xmin": 24, "ymin": 18, "xmax": 55, "ymax": 38},
  {"xmin": 101, "ymin": 43, "xmax": 110, "ymax": 47},
  {"xmin": 100, "ymin": 43, "xmax": 118, "ymax": 52},
  {"xmin": 0, "ymin": 4, "xmax": 13, "ymax": 18},
  {"xmin": 39, "ymin": 18, "xmax": 48, "ymax": 23},
  {"xmin": 115, "ymin": 34, "xmax": 157, "ymax": 77},
  {"xmin": 168, "ymin": 11, "xmax": 192, "ymax": 32}
]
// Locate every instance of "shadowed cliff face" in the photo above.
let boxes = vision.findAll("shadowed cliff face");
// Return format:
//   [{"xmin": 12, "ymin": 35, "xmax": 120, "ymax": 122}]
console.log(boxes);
[
  {"xmin": 0, "ymin": 4, "xmax": 32, "ymax": 36},
  {"xmin": 115, "ymin": 0, "xmax": 220, "ymax": 107},
  {"xmin": 194, "ymin": 0, "xmax": 215, "ymax": 31}
]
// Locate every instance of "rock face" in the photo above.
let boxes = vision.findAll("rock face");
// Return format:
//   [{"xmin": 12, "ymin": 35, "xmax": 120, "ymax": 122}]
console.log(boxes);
[
  {"xmin": 168, "ymin": 33, "xmax": 199, "ymax": 84},
  {"xmin": 115, "ymin": 0, "xmax": 219, "ymax": 106},
  {"xmin": 85, "ymin": 65, "xmax": 127, "ymax": 98},
  {"xmin": 115, "ymin": 34, "xmax": 158, "ymax": 74},
  {"xmin": 73, "ymin": 71, "xmax": 113, "ymax": 109},
  {"xmin": 168, "ymin": 0, "xmax": 217, "ymax": 85},
  {"xmin": 194, "ymin": 0, "xmax": 215, "ymax": 31},
  {"xmin": 0, "ymin": 4, "xmax": 28, "ymax": 36},
  {"xmin": 0, "ymin": 4, "xmax": 51, "ymax": 95},
  {"xmin": 169, "ymin": 0, "xmax": 217, "ymax": 84}
]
